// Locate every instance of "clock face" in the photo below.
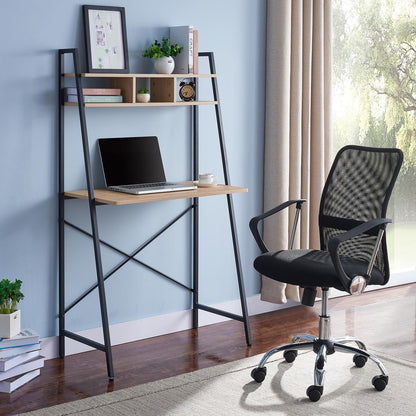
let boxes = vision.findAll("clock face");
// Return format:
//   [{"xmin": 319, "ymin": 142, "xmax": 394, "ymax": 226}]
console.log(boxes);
[{"xmin": 179, "ymin": 83, "xmax": 195, "ymax": 101}]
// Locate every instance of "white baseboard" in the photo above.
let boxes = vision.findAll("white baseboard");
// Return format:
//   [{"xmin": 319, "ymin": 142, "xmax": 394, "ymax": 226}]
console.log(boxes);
[
  {"xmin": 40, "ymin": 272, "xmax": 415, "ymax": 361},
  {"xmin": 40, "ymin": 294, "xmax": 297, "ymax": 360}
]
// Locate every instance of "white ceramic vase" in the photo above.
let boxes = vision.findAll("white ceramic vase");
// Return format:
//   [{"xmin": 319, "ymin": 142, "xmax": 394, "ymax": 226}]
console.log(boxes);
[
  {"xmin": 0, "ymin": 310, "xmax": 21, "ymax": 338},
  {"xmin": 154, "ymin": 56, "xmax": 175, "ymax": 74},
  {"xmin": 137, "ymin": 93, "xmax": 150, "ymax": 103}
]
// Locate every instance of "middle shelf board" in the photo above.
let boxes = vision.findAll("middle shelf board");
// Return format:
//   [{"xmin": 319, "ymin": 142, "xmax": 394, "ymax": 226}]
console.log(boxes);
[
  {"xmin": 64, "ymin": 184, "xmax": 248, "ymax": 206},
  {"xmin": 64, "ymin": 73, "xmax": 217, "ymax": 79},
  {"xmin": 64, "ymin": 101, "xmax": 217, "ymax": 107}
]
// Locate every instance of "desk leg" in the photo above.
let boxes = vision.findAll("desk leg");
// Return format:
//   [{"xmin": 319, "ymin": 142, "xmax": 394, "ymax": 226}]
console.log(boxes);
[
  {"xmin": 89, "ymin": 202, "xmax": 114, "ymax": 380},
  {"xmin": 206, "ymin": 52, "xmax": 252, "ymax": 346},
  {"xmin": 192, "ymin": 197, "xmax": 199, "ymax": 329},
  {"xmin": 58, "ymin": 51, "xmax": 65, "ymax": 358},
  {"xmin": 192, "ymin": 96, "xmax": 199, "ymax": 329}
]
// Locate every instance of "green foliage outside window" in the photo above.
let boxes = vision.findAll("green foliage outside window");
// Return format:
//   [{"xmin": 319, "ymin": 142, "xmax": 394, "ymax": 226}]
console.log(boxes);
[{"xmin": 333, "ymin": 0, "xmax": 416, "ymax": 223}]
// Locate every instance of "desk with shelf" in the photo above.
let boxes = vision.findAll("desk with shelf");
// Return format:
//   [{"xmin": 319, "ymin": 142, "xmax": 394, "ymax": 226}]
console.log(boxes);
[{"xmin": 58, "ymin": 48, "xmax": 251, "ymax": 380}]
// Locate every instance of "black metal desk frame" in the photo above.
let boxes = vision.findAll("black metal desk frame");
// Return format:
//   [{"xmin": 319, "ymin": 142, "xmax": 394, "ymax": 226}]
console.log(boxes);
[{"xmin": 58, "ymin": 48, "xmax": 252, "ymax": 380}]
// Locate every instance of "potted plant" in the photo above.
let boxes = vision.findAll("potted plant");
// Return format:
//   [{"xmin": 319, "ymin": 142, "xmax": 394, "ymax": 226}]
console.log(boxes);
[
  {"xmin": 0, "ymin": 279, "xmax": 24, "ymax": 338},
  {"xmin": 137, "ymin": 88, "xmax": 150, "ymax": 103},
  {"xmin": 142, "ymin": 37, "xmax": 182, "ymax": 74}
]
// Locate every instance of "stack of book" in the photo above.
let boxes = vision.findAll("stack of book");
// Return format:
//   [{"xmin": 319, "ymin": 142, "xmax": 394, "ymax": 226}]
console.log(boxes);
[
  {"xmin": 170, "ymin": 25, "xmax": 199, "ymax": 74},
  {"xmin": 0, "ymin": 329, "xmax": 43, "ymax": 393},
  {"xmin": 63, "ymin": 88, "xmax": 123, "ymax": 103}
]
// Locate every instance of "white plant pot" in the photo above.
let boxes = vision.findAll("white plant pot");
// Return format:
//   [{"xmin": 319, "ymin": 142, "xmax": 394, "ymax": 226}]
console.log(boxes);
[
  {"xmin": 0, "ymin": 310, "xmax": 21, "ymax": 339},
  {"xmin": 154, "ymin": 56, "xmax": 175, "ymax": 74},
  {"xmin": 137, "ymin": 93, "xmax": 150, "ymax": 103}
]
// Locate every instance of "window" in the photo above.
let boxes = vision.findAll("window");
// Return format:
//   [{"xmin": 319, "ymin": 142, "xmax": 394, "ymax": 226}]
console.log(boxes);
[{"xmin": 333, "ymin": 0, "xmax": 416, "ymax": 284}]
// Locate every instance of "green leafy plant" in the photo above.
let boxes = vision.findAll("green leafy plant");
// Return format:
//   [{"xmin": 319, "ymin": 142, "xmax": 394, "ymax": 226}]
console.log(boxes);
[
  {"xmin": 138, "ymin": 88, "xmax": 149, "ymax": 94},
  {"xmin": 142, "ymin": 38, "xmax": 182, "ymax": 58},
  {"xmin": 0, "ymin": 279, "xmax": 24, "ymax": 314}
]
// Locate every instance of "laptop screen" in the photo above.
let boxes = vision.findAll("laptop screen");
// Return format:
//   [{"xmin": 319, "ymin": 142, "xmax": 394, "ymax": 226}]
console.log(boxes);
[{"xmin": 98, "ymin": 136, "xmax": 167, "ymax": 186}]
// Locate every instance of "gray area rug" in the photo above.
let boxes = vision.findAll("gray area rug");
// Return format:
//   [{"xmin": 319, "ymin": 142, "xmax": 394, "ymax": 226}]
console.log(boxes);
[{"xmin": 19, "ymin": 350, "xmax": 416, "ymax": 415}]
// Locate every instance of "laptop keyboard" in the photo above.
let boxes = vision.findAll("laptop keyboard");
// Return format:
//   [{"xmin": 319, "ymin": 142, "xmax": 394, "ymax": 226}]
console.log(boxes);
[{"xmin": 122, "ymin": 182, "xmax": 169, "ymax": 189}]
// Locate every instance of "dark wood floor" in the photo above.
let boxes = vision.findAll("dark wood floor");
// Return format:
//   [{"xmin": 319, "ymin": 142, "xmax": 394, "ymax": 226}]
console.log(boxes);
[{"xmin": 2, "ymin": 283, "xmax": 415, "ymax": 415}]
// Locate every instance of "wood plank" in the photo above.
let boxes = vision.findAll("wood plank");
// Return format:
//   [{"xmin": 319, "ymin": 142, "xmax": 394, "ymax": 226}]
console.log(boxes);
[
  {"xmin": 64, "ymin": 184, "xmax": 248, "ymax": 205},
  {"xmin": 64, "ymin": 73, "xmax": 217, "ymax": 78},
  {"xmin": 110, "ymin": 77, "xmax": 135, "ymax": 104},
  {"xmin": 150, "ymin": 78, "xmax": 175, "ymax": 102},
  {"xmin": 64, "ymin": 100, "xmax": 217, "ymax": 107}
]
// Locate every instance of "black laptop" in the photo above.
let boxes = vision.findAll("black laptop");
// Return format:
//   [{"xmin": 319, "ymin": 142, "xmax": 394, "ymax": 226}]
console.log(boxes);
[{"xmin": 98, "ymin": 136, "xmax": 197, "ymax": 195}]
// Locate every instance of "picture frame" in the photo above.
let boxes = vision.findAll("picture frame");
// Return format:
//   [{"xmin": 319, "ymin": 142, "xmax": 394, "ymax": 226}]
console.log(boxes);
[{"xmin": 83, "ymin": 5, "xmax": 129, "ymax": 73}]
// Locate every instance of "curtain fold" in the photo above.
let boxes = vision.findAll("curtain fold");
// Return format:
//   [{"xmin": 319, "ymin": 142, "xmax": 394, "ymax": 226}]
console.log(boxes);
[{"xmin": 261, "ymin": 0, "xmax": 332, "ymax": 304}]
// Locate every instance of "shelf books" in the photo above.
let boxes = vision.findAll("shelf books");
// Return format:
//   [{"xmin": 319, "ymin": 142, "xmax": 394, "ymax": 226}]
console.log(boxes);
[
  {"xmin": 0, "ymin": 343, "xmax": 40, "ymax": 359},
  {"xmin": 0, "ymin": 329, "xmax": 43, "ymax": 393},
  {"xmin": 0, "ymin": 328, "xmax": 39, "ymax": 349},
  {"xmin": 64, "ymin": 88, "xmax": 121, "ymax": 96},
  {"xmin": 63, "ymin": 87, "xmax": 123, "ymax": 103},
  {"xmin": 65, "ymin": 95, "xmax": 123, "ymax": 103},
  {"xmin": 170, "ymin": 26, "xmax": 199, "ymax": 74}
]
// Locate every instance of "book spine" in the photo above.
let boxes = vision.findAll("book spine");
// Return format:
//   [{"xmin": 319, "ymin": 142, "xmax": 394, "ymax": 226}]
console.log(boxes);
[
  {"xmin": 0, "ymin": 356, "xmax": 44, "ymax": 381},
  {"xmin": 0, "ymin": 342, "xmax": 39, "ymax": 350},
  {"xmin": 0, "ymin": 343, "xmax": 40, "ymax": 358},
  {"xmin": 0, "ymin": 369, "xmax": 40, "ymax": 393},
  {"xmin": 0, "ymin": 349, "xmax": 41, "ymax": 372},
  {"xmin": 65, "ymin": 95, "xmax": 123, "ymax": 103},
  {"xmin": 64, "ymin": 88, "xmax": 121, "ymax": 96},
  {"xmin": 188, "ymin": 26, "xmax": 193, "ymax": 74},
  {"xmin": 193, "ymin": 30, "xmax": 198, "ymax": 74}
]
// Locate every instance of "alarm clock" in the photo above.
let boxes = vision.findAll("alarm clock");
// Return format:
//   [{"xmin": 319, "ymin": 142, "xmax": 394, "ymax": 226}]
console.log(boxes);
[{"xmin": 179, "ymin": 81, "xmax": 196, "ymax": 101}]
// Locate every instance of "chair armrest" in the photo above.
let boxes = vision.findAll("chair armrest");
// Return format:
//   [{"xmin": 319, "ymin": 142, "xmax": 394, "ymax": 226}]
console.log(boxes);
[
  {"xmin": 249, "ymin": 199, "xmax": 307, "ymax": 253},
  {"xmin": 327, "ymin": 218, "xmax": 391, "ymax": 293}
]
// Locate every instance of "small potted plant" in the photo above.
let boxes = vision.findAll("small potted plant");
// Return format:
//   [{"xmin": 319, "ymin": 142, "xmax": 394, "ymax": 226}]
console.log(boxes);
[
  {"xmin": 0, "ymin": 279, "xmax": 24, "ymax": 338},
  {"xmin": 137, "ymin": 88, "xmax": 150, "ymax": 103},
  {"xmin": 142, "ymin": 37, "xmax": 182, "ymax": 74}
]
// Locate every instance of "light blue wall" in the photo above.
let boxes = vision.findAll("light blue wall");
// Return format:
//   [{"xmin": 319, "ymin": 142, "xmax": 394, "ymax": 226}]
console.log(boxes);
[{"xmin": 0, "ymin": 0, "xmax": 266, "ymax": 337}]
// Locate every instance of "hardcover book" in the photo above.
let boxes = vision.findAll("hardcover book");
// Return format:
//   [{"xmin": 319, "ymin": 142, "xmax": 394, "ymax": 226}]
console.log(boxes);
[
  {"xmin": 0, "ymin": 343, "xmax": 40, "ymax": 359},
  {"xmin": 0, "ymin": 356, "xmax": 44, "ymax": 381},
  {"xmin": 193, "ymin": 29, "xmax": 199, "ymax": 74},
  {"xmin": 170, "ymin": 25, "xmax": 194, "ymax": 74},
  {"xmin": 0, "ymin": 349, "xmax": 41, "ymax": 372},
  {"xmin": 65, "ymin": 95, "xmax": 123, "ymax": 103},
  {"xmin": 0, "ymin": 369, "xmax": 40, "ymax": 393},
  {"xmin": 64, "ymin": 87, "xmax": 121, "ymax": 96},
  {"xmin": 0, "ymin": 329, "xmax": 39, "ymax": 349}
]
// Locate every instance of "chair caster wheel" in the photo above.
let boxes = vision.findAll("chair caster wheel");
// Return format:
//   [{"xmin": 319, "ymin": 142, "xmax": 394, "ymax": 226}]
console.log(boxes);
[
  {"xmin": 306, "ymin": 385, "xmax": 323, "ymax": 402},
  {"xmin": 251, "ymin": 366, "xmax": 267, "ymax": 383},
  {"xmin": 372, "ymin": 375, "xmax": 388, "ymax": 391},
  {"xmin": 353, "ymin": 354, "xmax": 368, "ymax": 368},
  {"xmin": 283, "ymin": 350, "xmax": 298, "ymax": 363}
]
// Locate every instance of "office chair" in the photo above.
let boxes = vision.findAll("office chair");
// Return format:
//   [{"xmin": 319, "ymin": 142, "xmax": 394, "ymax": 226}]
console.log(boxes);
[{"xmin": 249, "ymin": 145, "xmax": 403, "ymax": 402}]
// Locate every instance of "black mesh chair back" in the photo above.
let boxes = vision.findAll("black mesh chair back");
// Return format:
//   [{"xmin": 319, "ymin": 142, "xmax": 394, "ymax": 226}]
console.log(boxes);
[{"xmin": 319, "ymin": 146, "xmax": 403, "ymax": 284}]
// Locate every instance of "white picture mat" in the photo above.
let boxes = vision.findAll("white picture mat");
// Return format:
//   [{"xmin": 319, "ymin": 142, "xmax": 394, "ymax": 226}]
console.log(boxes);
[{"xmin": 88, "ymin": 9, "xmax": 125, "ymax": 70}]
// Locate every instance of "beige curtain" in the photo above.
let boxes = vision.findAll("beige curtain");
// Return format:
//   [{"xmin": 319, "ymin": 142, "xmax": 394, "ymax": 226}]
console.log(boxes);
[{"xmin": 261, "ymin": 0, "xmax": 332, "ymax": 304}]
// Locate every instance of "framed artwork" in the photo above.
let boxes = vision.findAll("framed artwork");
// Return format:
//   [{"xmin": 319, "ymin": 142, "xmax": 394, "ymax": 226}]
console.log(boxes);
[{"xmin": 83, "ymin": 5, "xmax": 129, "ymax": 73}]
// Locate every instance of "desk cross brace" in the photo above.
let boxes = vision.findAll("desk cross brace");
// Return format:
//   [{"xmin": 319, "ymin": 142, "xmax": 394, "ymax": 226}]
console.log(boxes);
[
  {"xmin": 58, "ymin": 49, "xmax": 252, "ymax": 380},
  {"xmin": 62, "ymin": 204, "xmax": 195, "ymax": 314}
]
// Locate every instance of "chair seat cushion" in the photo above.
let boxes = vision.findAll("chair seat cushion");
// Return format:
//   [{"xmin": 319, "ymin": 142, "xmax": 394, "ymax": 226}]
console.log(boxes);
[{"xmin": 253, "ymin": 249, "xmax": 384, "ymax": 291}]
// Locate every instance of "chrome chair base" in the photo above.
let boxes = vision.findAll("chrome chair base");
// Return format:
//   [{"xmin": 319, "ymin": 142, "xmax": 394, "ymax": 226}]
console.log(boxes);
[{"xmin": 250, "ymin": 292, "xmax": 389, "ymax": 402}]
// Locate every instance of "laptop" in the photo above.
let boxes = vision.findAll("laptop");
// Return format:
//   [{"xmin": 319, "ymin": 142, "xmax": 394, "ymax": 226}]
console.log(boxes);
[{"xmin": 98, "ymin": 136, "xmax": 197, "ymax": 195}]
